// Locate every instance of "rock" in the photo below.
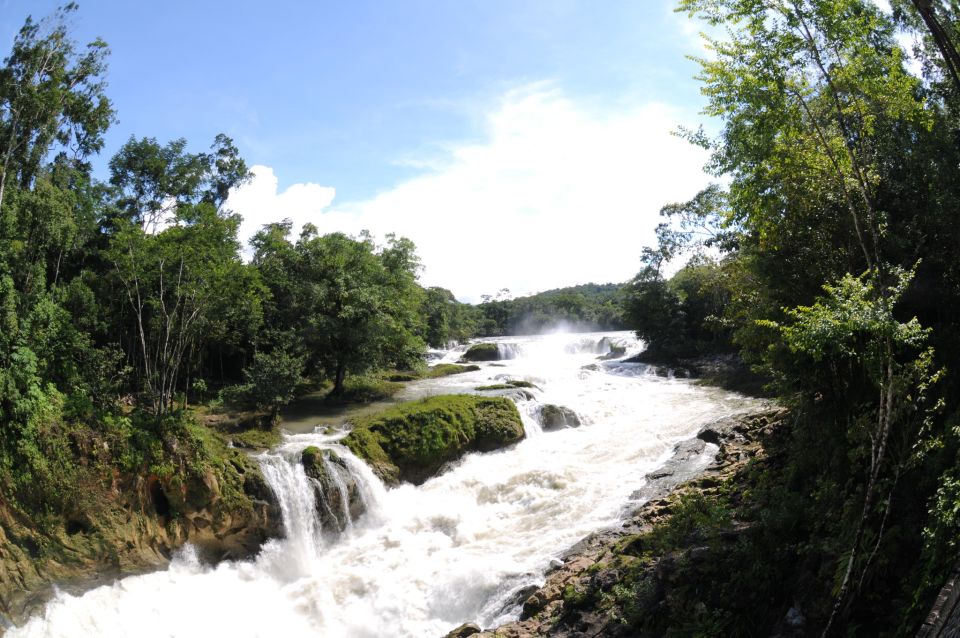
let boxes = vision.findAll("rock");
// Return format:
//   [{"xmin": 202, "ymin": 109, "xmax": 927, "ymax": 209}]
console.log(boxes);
[
  {"xmin": 444, "ymin": 622, "xmax": 483, "ymax": 637},
  {"xmin": 537, "ymin": 404, "xmax": 581, "ymax": 431},
  {"xmin": 301, "ymin": 447, "xmax": 366, "ymax": 532},
  {"xmin": 343, "ymin": 395, "xmax": 525, "ymax": 485},
  {"xmin": 522, "ymin": 591, "xmax": 550, "ymax": 619},
  {"xmin": 697, "ymin": 427, "xmax": 722, "ymax": 445},
  {"xmin": 646, "ymin": 469, "xmax": 674, "ymax": 480},
  {"xmin": 590, "ymin": 568, "xmax": 622, "ymax": 591},
  {"xmin": 596, "ymin": 339, "xmax": 627, "ymax": 360},
  {"xmin": 0, "ymin": 434, "xmax": 283, "ymax": 626},
  {"xmin": 461, "ymin": 343, "xmax": 501, "ymax": 362}
]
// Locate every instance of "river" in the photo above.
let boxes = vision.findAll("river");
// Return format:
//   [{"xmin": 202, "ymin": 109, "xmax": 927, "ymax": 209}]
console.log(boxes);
[{"xmin": 11, "ymin": 331, "xmax": 758, "ymax": 638}]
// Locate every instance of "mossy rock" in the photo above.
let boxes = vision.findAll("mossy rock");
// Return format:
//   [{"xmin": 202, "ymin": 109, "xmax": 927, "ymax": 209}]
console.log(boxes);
[
  {"xmin": 301, "ymin": 447, "xmax": 365, "ymax": 531},
  {"xmin": 476, "ymin": 379, "xmax": 537, "ymax": 392},
  {"xmin": 424, "ymin": 363, "xmax": 481, "ymax": 377},
  {"xmin": 461, "ymin": 343, "xmax": 500, "ymax": 362},
  {"xmin": 342, "ymin": 394, "xmax": 525, "ymax": 485},
  {"xmin": 385, "ymin": 364, "xmax": 481, "ymax": 382}
]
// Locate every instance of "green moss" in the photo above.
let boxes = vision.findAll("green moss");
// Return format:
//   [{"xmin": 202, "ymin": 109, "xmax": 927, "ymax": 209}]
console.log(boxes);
[
  {"xmin": 423, "ymin": 363, "xmax": 481, "ymax": 378},
  {"xmin": 476, "ymin": 379, "xmax": 537, "ymax": 391},
  {"xmin": 384, "ymin": 364, "xmax": 479, "ymax": 382},
  {"xmin": 385, "ymin": 372, "xmax": 420, "ymax": 382},
  {"xmin": 461, "ymin": 343, "xmax": 500, "ymax": 362},
  {"xmin": 301, "ymin": 446, "xmax": 323, "ymax": 469},
  {"xmin": 327, "ymin": 376, "xmax": 403, "ymax": 404},
  {"xmin": 229, "ymin": 425, "xmax": 282, "ymax": 450},
  {"xmin": 342, "ymin": 394, "xmax": 524, "ymax": 485}
]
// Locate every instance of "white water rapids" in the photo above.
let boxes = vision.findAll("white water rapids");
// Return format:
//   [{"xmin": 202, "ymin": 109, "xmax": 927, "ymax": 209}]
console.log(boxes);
[{"xmin": 12, "ymin": 331, "xmax": 759, "ymax": 638}]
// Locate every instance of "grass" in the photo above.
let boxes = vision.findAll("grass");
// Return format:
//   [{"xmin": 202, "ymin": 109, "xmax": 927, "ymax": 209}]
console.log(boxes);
[{"xmin": 325, "ymin": 376, "xmax": 404, "ymax": 404}]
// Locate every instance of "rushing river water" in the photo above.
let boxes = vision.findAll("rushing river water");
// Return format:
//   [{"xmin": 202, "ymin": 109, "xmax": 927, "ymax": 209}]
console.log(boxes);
[{"xmin": 12, "ymin": 331, "xmax": 758, "ymax": 638}]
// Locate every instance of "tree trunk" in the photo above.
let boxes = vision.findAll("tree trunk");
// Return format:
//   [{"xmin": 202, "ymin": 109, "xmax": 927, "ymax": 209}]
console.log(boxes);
[
  {"xmin": 912, "ymin": 0, "xmax": 960, "ymax": 94},
  {"xmin": 333, "ymin": 362, "xmax": 346, "ymax": 396}
]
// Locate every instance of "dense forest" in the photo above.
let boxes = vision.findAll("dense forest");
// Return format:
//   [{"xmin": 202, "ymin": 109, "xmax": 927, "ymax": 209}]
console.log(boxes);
[
  {"xmin": 611, "ymin": 0, "xmax": 960, "ymax": 633},
  {"xmin": 467, "ymin": 283, "xmax": 626, "ymax": 338}
]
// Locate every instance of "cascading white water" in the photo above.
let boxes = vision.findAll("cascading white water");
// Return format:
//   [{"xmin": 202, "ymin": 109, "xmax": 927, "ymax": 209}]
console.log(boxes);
[{"xmin": 11, "ymin": 331, "xmax": 759, "ymax": 638}]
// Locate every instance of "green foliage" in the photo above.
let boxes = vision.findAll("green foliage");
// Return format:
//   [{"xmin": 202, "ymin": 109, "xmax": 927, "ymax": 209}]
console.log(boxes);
[
  {"xmin": 473, "ymin": 283, "xmax": 626, "ymax": 337},
  {"xmin": 252, "ymin": 226, "xmax": 426, "ymax": 396},
  {"xmin": 624, "ymin": 256, "xmax": 735, "ymax": 359},
  {"xmin": 342, "ymin": 395, "xmax": 524, "ymax": 484},
  {"xmin": 327, "ymin": 375, "xmax": 403, "ymax": 404},
  {"xmin": 420, "ymin": 286, "xmax": 477, "ymax": 347},
  {"xmin": 243, "ymin": 343, "xmax": 305, "ymax": 422},
  {"xmin": 612, "ymin": 0, "xmax": 960, "ymax": 631},
  {"xmin": 104, "ymin": 135, "xmax": 256, "ymax": 416}
]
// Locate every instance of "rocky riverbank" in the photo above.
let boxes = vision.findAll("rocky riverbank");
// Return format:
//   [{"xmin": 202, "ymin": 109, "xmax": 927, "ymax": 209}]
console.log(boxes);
[
  {"xmin": 444, "ymin": 405, "xmax": 787, "ymax": 638},
  {"xmin": 624, "ymin": 351, "xmax": 771, "ymax": 397}
]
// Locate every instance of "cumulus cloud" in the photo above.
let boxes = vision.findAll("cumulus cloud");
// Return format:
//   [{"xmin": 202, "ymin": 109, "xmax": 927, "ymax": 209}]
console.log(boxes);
[
  {"xmin": 227, "ymin": 85, "xmax": 712, "ymax": 302},
  {"xmin": 228, "ymin": 165, "xmax": 337, "ymax": 254}
]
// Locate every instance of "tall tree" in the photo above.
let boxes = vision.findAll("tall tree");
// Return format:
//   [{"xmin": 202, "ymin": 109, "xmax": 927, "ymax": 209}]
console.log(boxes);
[{"xmin": 105, "ymin": 135, "xmax": 252, "ymax": 416}]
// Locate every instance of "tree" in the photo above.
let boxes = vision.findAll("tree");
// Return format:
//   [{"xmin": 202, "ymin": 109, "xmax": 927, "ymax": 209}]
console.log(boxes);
[
  {"xmin": 244, "ymin": 339, "xmax": 304, "ymax": 424},
  {"xmin": 651, "ymin": 0, "xmax": 960, "ymax": 632},
  {"xmin": 105, "ymin": 135, "xmax": 252, "ymax": 416},
  {"xmin": 0, "ymin": 5, "xmax": 113, "ymax": 432},
  {"xmin": 0, "ymin": 4, "xmax": 112, "ymax": 216},
  {"xmin": 296, "ymin": 231, "xmax": 424, "ymax": 395},
  {"xmin": 251, "ymin": 225, "xmax": 426, "ymax": 396}
]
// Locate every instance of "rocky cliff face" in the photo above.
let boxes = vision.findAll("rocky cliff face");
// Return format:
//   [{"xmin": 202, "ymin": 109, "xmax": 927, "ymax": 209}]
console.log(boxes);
[{"xmin": 0, "ymin": 426, "xmax": 282, "ymax": 628}]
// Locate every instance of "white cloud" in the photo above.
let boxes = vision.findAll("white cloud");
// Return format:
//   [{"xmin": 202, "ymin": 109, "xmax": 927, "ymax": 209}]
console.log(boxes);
[
  {"xmin": 228, "ymin": 165, "xmax": 336, "ymax": 254},
  {"xmin": 227, "ymin": 85, "xmax": 712, "ymax": 302}
]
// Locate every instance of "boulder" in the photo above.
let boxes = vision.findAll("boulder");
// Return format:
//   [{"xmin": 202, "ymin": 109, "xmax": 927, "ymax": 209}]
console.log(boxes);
[
  {"xmin": 301, "ymin": 447, "xmax": 366, "ymax": 532},
  {"xmin": 444, "ymin": 623, "xmax": 483, "ymax": 638},
  {"xmin": 461, "ymin": 343, "xmax": 500, "ymax": 362},
  {"xmin": 343, "ymin": 395, "xmax": 525, "ymax": 485},
  {"xmin": 537, "ymin": 404, "xmax": 582, "ymax": 431}
]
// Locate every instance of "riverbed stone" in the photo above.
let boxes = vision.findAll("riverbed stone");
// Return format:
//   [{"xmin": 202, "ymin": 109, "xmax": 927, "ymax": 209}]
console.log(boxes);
[
  {"xmin": 444, "ymin": 622, "xmax": 483, "ymax": 637},
  {"xmin": 537, "ymin": 404, "xmax": 581, "ymax": 431},
  {"xmin": 301, "ymin": 447, "xmax": 366, "ymax": 532},
  {"xmin": 461, "ymin": 343, "xmax": 500, "ymax": 362}
]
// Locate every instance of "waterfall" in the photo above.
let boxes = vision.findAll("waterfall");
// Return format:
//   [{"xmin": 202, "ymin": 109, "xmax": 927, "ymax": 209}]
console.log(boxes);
[
  {"xmin": 496, "ymin": 342, "xmax": 522, "ymax": 359},
  {"xmin": 11, "ymin": 330, "xmax": 760, "ymax": 638},
  {"xmin": 258, "ymin": 449, "xmax": 323, "ymax": 572}
]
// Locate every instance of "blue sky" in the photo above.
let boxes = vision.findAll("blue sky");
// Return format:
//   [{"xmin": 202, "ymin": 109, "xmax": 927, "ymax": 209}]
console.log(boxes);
[{"xmin": 1, "ymin": 0, "xmax": 715, "ymax": 300}]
